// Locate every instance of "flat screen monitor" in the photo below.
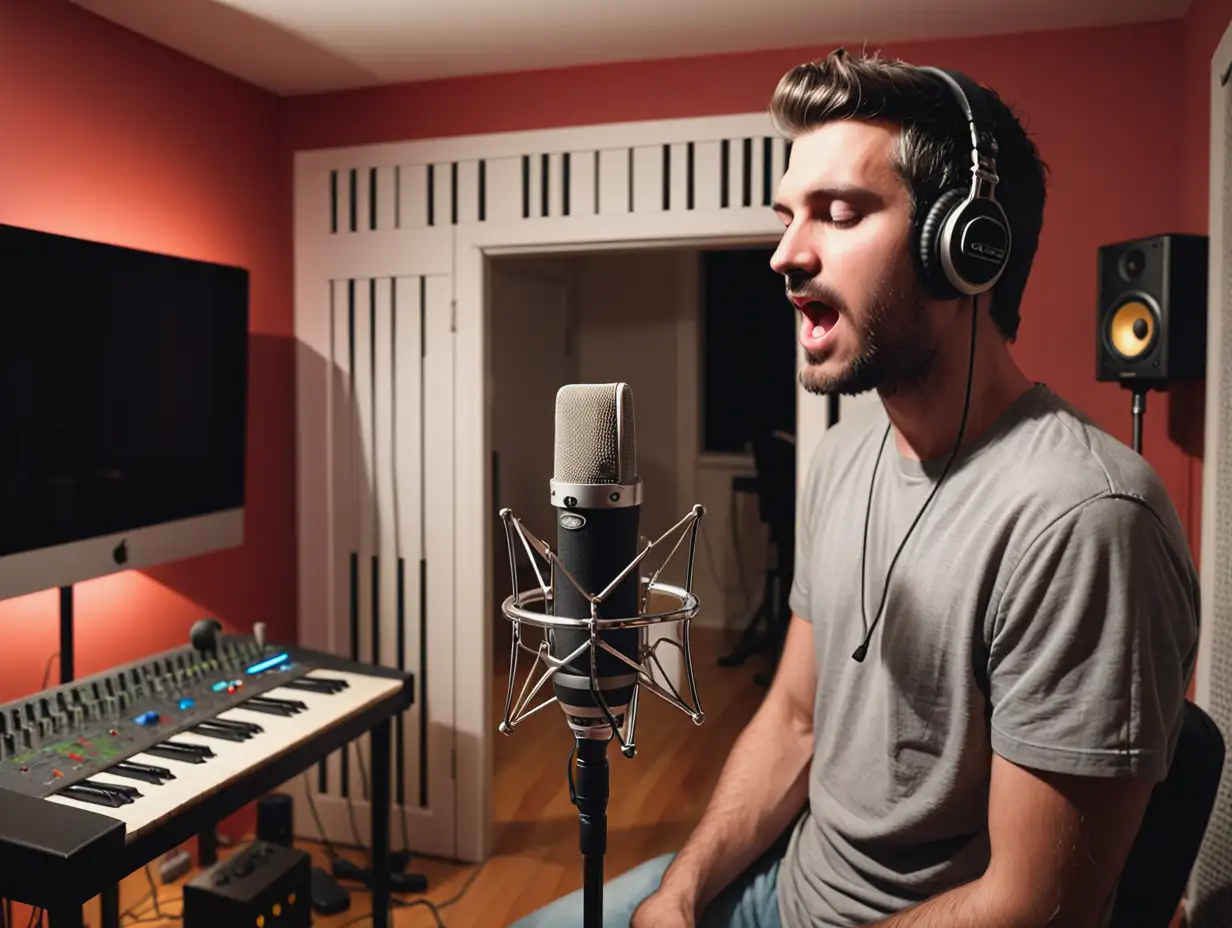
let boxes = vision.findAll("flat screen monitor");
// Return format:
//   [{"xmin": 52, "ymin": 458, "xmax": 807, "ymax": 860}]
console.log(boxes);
[{"xmin": 0, "ymin": 222, "xmax": 249, "ymax": 600}]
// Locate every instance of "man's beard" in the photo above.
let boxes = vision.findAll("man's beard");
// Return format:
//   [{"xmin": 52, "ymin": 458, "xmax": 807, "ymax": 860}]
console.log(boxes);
[{"xmin": 796, "ymin": 270, "xmax": 937, "ymax": 398}]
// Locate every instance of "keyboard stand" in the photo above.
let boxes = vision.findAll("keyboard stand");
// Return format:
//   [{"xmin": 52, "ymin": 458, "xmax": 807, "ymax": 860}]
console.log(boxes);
[
  {"xmin": 101, "ymin": 884, "xmax": 119, "ymax": 928},
  {"xmin": 41, "ymin": 722, "xmax": 396, "ymax": 928},
  {"xmin": 371, "ymin": 716, "xmax": 393, "ymax": 928}
]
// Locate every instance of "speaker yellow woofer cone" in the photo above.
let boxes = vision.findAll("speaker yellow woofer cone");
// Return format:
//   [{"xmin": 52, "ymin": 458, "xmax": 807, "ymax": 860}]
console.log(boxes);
[{"xmin": 1107, "ymin": 299, "xmax": 1157, "ymax": 359}]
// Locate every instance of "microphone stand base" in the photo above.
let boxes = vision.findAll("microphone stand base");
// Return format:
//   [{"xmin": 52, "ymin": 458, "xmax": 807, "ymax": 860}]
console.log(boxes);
[{"xmin": 573, "ymin": 737, "xmax": 610, "ymax": 928}]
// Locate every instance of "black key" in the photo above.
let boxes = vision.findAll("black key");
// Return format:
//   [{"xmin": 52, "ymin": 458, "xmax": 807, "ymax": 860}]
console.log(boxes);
[
  {"xmin": 60, "ymin": 783, "xmax": 126, "ymax": 808},
  {"xmin": 121, "ymin": 760, "xmax": 175, "ymax": 779},
  {"xmin": 110, "ymin": 761, "xmax": 175, "ymax": 784},
  {"xmin": 206, "ymin": 716, "xmax": 263, "ymax": 736},
  {"xmin": 240, "ymin": 699, "xmax": 296, "ymax": 717},
  {"xmin": 308, "ymin": 674, "xmax": 349, "ymax": 691},
  {"xmin": 145, "ymin": 744, "xmax": 207, "ymax": 764},
  {"xmin": 146, "ymin": 741, "xmax": 213, "ymax": 764},
  {"xmin": 191, "ymin": 723, "xmax": 248, "ymax": 743},
  {"xmin": 282, "ymin": 678, "xmax": 338, "ymax": 694},
  {"xmin": 85, "ymin": 779, "xmax": 141, "ymax": 803},
  {"xmin": 248, "ymin": 695, "xmax": 307, "ymax": 713}
]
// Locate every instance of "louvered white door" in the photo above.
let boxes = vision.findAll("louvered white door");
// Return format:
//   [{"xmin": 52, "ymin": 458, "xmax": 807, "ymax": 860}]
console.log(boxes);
[{"xmin": 293, "ymin": 160, "xmax": 456, "ymax": 857}]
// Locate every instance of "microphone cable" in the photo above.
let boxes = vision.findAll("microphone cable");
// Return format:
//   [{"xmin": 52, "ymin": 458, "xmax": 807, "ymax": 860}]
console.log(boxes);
[{"xmin": 852, "ymin": 292, "xmax": 980, "ymax": 662}]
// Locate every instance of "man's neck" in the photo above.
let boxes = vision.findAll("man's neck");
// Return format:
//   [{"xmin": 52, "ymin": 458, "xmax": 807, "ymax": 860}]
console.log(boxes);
[{"xmin": 879, "ymin": 326, "xmax": 1034, "ymax": 463}]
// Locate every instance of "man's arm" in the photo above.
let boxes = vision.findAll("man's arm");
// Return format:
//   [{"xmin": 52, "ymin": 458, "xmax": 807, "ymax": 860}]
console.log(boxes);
[
  {"xmin": 633, "ymin": 613, "xmax": 817, "ymax": 921},
  {"xmin": 866, "ymin": 753, "xmax": 1153, "ymax": 927}
]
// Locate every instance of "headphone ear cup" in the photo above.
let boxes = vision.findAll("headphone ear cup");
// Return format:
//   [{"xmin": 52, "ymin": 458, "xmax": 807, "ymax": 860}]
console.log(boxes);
[{"xmin": 916, "ymin": 189, "xmax": 967, "ymax": 300}]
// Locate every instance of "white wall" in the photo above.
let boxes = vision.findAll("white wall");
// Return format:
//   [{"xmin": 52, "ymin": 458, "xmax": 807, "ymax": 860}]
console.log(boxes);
[{"xmin": 489, "ymin": 247, "xmax": 769, "ymax": 640}]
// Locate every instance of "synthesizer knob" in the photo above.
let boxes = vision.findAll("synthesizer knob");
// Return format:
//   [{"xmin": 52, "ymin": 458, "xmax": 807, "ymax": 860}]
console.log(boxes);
[
  {"xmin": 0, "ymin": 713, "xmax": 6, "ymax": 737},
  {"xmin": 56, "ymin": 692, "xmax": 69, "ymax": 713},
  {"xmin": 2, "ymin": 733, "xmax": 13, "ymax": 756},
  {"xmin": 21, "ymin": 728, "xmax": 32, "ymax": 749},
  {"xmin": 24, "ymin": 704, "xmax": 36, "ymax": 726}
]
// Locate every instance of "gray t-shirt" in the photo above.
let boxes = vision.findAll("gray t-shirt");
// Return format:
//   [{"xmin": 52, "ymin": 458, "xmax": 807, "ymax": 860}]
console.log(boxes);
[{"xmin": 776, "ymin": 383, "xmax": 1199, "ymax": 926}]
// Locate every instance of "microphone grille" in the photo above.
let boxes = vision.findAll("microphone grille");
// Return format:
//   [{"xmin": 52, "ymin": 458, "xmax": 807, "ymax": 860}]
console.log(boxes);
[{"xmin": 553, "ymin": 383, "xmax": 637, "ymax": 485}]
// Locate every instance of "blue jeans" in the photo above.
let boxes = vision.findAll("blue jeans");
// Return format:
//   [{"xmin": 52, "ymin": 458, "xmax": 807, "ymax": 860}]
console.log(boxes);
[{"xmin": 508, "ymin": 845, "xmax": 783, "ymax": 928}]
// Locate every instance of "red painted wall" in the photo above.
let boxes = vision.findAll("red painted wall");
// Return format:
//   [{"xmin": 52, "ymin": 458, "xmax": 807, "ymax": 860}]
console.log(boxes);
[
  {"xmin": 284, "ymin": 16, "xmax": 1230, "ymax": 563},
  {"xmin": 0, "ymin": 0, "xmax": 293, "ymax": 702},
  {"xmin": 0, "ymin": 0, "xmax": 293, "ymax": 893}
]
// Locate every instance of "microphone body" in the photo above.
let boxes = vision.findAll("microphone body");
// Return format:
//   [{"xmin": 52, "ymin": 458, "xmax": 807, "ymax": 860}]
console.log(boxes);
[{"xmin": 549, "ymin": 383, "xmax": 643, "ymax": 739}]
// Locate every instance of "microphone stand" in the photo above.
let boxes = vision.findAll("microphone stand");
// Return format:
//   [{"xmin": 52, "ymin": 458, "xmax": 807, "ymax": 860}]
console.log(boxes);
[{"xmin": 571, "ymin": 736, "xmax": 610, "ymax": 928}]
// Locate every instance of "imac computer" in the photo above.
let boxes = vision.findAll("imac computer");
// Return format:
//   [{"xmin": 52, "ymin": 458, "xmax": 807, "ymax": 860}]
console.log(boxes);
[{"xmin": 0, "ymin": 222, "xmax": 249, "ymax": 602}]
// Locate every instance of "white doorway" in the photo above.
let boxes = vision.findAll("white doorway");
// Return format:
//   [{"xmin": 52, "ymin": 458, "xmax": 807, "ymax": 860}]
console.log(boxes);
[{"xmin": 295, "ymin": 110, "xmax": 844, "ymax": 862}]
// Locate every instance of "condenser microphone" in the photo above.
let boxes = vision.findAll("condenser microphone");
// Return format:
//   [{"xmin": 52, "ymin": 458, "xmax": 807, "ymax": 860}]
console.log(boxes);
[
  {"xmin": 496, "ymin": 381, "xmax": 706, "ymax": 928},
  {"xmin": 548, "ymin": 383, "xmax": 644, "ymax": 740}
]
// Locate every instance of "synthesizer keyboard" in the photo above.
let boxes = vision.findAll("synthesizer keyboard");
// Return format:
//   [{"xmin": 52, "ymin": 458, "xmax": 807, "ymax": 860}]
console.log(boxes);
[{"xmin": 0, "ymin": 632, "xmax": 412, "ymax": 928}]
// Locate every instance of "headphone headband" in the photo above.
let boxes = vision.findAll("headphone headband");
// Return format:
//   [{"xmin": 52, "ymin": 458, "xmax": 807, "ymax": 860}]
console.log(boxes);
[
  {"xmin": 911, "ymin": 65, "xmax": 1012, "ymax": 298},
  {"xmin": 916, "ymin": 66, "xmax": 1002, "ymax": 205}
]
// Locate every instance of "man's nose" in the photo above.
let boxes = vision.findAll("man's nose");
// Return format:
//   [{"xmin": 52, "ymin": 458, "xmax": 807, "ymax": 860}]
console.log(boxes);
[{"xmin": 770, "ymin": 224, "xmax": 820, "ymax": 281}]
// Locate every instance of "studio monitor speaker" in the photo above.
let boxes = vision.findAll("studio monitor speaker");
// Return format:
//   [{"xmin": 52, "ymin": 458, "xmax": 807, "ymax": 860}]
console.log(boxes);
[{"xmin": 1096, "ymin": 233, "xmax": 1208, "ymax": 386}]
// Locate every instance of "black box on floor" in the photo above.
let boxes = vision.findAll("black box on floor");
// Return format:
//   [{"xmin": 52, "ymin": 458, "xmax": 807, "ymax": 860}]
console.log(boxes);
[{"xmin": 183, "ymin": 840, "xmax": 311, "ymax": 928}]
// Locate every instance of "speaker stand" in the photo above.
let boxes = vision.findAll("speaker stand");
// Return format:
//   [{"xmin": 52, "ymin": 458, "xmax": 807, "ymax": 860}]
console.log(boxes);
[{"xmin": 1130, "ymin": 387, "xmax": 1147, "ymax": 456}]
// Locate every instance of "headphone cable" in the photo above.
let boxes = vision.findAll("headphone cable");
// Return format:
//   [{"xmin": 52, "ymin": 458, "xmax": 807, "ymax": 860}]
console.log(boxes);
[{"xmin": 852, "ymin": 292, "xmax": 980, "ymax": 662}]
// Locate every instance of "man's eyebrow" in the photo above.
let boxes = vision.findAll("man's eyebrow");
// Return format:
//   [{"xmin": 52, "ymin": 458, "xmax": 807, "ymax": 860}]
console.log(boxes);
[{"xmin": 772, "ymin": 184, "xmax": 882, "ymax": 213}]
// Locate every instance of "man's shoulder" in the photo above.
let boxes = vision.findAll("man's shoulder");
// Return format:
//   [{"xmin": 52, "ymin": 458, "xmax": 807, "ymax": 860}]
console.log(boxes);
[{"xmin": 993, "ymin": 386, "xmax": 1176, "ymax": 520}]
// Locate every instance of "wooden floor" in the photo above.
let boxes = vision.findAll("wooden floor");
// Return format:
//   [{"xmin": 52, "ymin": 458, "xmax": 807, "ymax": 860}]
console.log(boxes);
[{"xmin": 70, "ymin": 626, "xmax": 766, "ymax": 928}]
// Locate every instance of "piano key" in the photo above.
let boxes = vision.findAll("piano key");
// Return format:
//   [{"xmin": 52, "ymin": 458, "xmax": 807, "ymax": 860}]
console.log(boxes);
[
  {"xmin": 265, "ymin": 695, "xmax": 309, "ymax": 711},
  {"xmin": 41, "ymin": 669, "xmax": 403, "ymax": 843},
  {"xmin": 238, "ymin": 699, "xmax": 297, "ymax": 717},
  {"xmin": 207, "ymin": 717, "xmax": 263, "ymax": 736},
  {"xmin": 190, "ymin": 723, "xmax": 249, "ymax": 743},
  {"xmin": 195, "ymin": 717, "xmax": 256, "ymax": 736},
  {"xmin": 82, "ymin": 779, "xmax": 141, "ymax": 803},
  {"xmin": 58, "ymin": 783, "xmax": 127, "ymax": 808},
  {"xmin": 144, "ymin": 743, "xmax": 210, "ymax": 764},
  {"xmin": 108, "ymin": 761, "xmax": 175, "ymax": 784},
  {"xmin": 303, "ymin": 673, "xmax": 350, "ymax": 691},
  {"xmin": 281, "ymin": 678, "xmax": 344, "ymax": 695}
]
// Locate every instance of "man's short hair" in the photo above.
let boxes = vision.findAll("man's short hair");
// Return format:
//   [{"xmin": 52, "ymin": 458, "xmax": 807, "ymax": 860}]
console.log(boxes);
[{"xmin": 770, "ymin": 47, "xmax": 1050, "ymax": 340}]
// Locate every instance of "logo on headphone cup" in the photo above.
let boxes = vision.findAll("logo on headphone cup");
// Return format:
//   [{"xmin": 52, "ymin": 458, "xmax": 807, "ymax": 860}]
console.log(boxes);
[{"xmin": 967, "ymin": 241, "xmax": 1006, "ymax": 262}]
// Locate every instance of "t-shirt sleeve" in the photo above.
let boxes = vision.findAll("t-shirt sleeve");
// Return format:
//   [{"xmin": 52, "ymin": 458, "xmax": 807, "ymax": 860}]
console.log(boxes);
[{"xmin": 987, "ymin": 493, "xmax": 1199, "ymax": 782}]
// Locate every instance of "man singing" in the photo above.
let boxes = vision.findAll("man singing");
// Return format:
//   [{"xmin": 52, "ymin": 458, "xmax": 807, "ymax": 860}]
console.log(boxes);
[{"xmin": 513, "ymin": 46, "xmax": 1199, "ymax": 928}]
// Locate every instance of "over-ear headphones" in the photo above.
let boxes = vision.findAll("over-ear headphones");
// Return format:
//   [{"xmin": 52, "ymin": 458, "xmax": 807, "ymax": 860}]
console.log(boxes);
[{"xmin": 913, "ymin": 66, "xmax": 1012, "ymax": 300}]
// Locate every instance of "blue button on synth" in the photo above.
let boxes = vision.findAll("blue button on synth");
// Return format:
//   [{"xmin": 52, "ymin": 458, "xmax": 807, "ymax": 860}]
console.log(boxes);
[
  {"xmin": 179, "ymin": 698, "xmax": 195, "ymax": 711},
  {"xmin": 133, "ymin": 711, "xmax": 159, "ymax": 727}
]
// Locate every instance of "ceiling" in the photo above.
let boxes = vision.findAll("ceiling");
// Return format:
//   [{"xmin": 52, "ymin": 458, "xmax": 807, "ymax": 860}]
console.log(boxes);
[{"xmin": 69, "ymin": 0, "xmax": 1191, "ymax": 96}]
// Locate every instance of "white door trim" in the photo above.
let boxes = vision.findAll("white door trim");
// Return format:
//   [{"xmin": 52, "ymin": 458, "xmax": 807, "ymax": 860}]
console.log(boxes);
[
  {"xmin": 1195, "ymin": 7, "xmax": 1232, "ymax": 719},
  {"xmin": 1191, "ymin": 17, "xmax": 1232, "ymax": 916}
]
